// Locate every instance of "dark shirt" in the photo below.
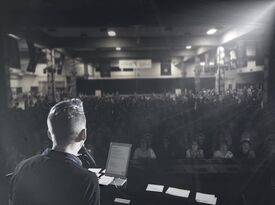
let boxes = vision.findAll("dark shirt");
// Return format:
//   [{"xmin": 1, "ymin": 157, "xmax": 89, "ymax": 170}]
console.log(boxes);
[
  {"xmin": 237, "ymin": 150, "xmax": 256, "ymax": 160},
  {"xmin": 156, "ymin": 144, "xmax": 175, "ymax": 160},
  {"xmin": 9, "ymin": 149, "xmax": 100, "ymax": 205}
]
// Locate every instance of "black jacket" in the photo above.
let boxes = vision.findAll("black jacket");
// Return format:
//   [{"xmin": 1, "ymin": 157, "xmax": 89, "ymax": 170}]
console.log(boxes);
[{"xmin": 9, "ymin": 149, "xmax": 100, "ymax": 205}]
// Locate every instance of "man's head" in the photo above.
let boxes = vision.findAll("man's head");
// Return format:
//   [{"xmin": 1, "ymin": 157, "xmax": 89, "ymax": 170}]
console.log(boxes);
[{"xmin": 47, "ymin": 99, "xmax": 86, "ymax": 151}]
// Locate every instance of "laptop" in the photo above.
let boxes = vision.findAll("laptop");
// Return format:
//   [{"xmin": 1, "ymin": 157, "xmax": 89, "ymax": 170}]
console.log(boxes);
[{"xmin": 104, "ymin": 142, "xmax": 132, "ymax": 186}]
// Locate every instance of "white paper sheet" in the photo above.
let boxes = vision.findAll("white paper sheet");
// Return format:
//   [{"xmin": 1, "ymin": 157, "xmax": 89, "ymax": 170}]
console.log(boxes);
[
  {"xmin": 195, "ymin": 192, "xmax": 217, "ymax": 205},
  {"xmin": 98, "ymin": 175, "xmax": 114, "ymax": 186},
  {"xmin": 196, "ymin": 198, "xmax": 217, "ymax": 205},
  {"xmin": 146, "ymin": 184, "xmax": 164, "ymax": 193},
  {"xmin": 114, "ymin": 198, "xmax": 131, "ymax": 204},
  {"xmin": 165, "ymin": 187, "xmax": 190, "ymax": 198},
  {"xmin": 88, "ymin": 168, "xmax": 102, "ymax": 174}
]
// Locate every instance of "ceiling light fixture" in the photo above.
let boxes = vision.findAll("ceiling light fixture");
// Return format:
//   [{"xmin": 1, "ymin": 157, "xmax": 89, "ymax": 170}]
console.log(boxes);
[
  {"xmin": 116, "ymin": 47, "xmax": 121, "ymax": 51},
  {"xmin": 107, "ymin": 30, "xmax": 116, "ymax": 37},
  {"xmin": 186, "ymin": 45, "xmax": 192, "ymax": 49},
  {"xmin": 206, "ymin": 28, "xmax": 217, "ymax": 35},
  {"xmin": 8, "ymin": 33, "xmax": 20, "ymax": 40}
]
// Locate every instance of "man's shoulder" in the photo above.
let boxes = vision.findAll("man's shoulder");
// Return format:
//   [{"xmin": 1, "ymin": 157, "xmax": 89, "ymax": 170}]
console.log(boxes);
[
  {"xmin": 14, "ymin": 154, "xmax": 43, "ymax": 173},
  {"xmin": 14, "ymin": 154, "xmax": 98, "ymax": 181}
]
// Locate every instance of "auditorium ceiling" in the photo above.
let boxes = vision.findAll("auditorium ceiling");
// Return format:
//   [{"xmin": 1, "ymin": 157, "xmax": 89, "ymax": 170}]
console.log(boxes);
[{"xmin": 0, "ymin": 0, "xmax": 274, "ymax": 62}]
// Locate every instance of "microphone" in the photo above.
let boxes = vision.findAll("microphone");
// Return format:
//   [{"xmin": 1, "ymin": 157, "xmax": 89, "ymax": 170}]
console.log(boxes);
[{"xmin": 79, "ymin": 145, "xmax": 97, "ymax": 168}]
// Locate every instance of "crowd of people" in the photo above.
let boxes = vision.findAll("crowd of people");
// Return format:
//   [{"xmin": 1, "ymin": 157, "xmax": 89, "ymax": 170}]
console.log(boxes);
[
  {"xmin": 132, "ymin": 133, "xmax": 256, "ymax": 161},
  {"xmin": 1, "ymin": 86, "xmax": 274, "ymax": 175}
]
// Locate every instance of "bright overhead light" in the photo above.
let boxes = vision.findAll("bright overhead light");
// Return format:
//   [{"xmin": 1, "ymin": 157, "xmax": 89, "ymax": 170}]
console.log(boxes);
[
  {"xmin": 107, "ymin": 30, "xmax": 116, "ymax": 37},
  {"xmin": 200, "ymin": 62, "xmax": 205, "ymax": 66},
  {"xmin": 186, "ymin": 45, "xmax": 192, "ymax": 49},
  {"xmin": 206, "ymin": 28, "xmax": 217, "ymax": 35},
  {"xmin": 116, "ymin": 47, "xmax": 121, "ymax": 51},
  {"xmin": 8, "ymin": 33, "xmax": 20, "ymax": 40},
  {"xmin": 209, "ymin": 62, "xmax": 215, "ymax": 66}
]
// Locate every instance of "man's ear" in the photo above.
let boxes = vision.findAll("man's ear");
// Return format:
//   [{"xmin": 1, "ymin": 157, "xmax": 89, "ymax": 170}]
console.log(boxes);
[
  {"xmin": 77, "ymin": 129, "xmax": 87, "ymax": 142},
  {"xmin": 47, "ymin": 130, "xmax": 52, "ymax": 141}
]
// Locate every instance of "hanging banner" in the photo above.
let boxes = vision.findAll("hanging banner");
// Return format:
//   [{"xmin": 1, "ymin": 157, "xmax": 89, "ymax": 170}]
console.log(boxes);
[{"xmin": 119, "ymin": 59, "xmax": 152, "ymax": 69}]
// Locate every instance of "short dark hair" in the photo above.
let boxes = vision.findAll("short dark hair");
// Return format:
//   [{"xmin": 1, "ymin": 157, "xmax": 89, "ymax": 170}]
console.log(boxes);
[{"xmin": 47, "ymin": 99, "xmax": 86, "ymax": 144}]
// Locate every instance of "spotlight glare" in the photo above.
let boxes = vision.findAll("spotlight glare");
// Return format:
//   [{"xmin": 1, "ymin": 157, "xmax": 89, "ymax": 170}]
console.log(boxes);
[
  {"xmin": 107, "ymin": 30, "xmax": 116, "ymax": 37},
  {"xmin": 116, "ymin": 47, "xmax": 121, "ymax": 51},
  {"xmin": 200, "ymin": 62, "xmax": 205, "ymax": 66},
  {"xmin": 186, "ymin": 45, "xmax": 192, "ymax": 49},
  {"xmin": 206, "ymin": 28, "xmax": 217, "ymax": 35}
]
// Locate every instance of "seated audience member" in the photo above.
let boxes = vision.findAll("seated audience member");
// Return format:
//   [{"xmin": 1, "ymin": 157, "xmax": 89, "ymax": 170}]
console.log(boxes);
[
  {"xmin": 238, "ymin": 139, "xmax": 256, "ymax": 159},
  {"xmin": 186, "ymin": 141, "xmax": 204, "ymax": 159},
  {"xmin": 263, "ymin": 134, "xmax": 275, "ymax": 157},
  {"xmin": 175, "ymin": 135, "xmax": 188, "ymax": 158},
  {"xmin": 196, "ymin": 133, "xmax": 212, "ymax": 158},
  {"xmin": 133, "ymin": 137, "xmax": 157, "ymax": 160},
  {"xmin": 224, "ymin": 130, "xmax": 233, "ymax": 149},
  {"xmin": 213, "ymin": 142, "xmax": 234, "ymax": 159},
  {"xmin": 157, "ymin": 136, "xmax": 175, "ymax": 159}
]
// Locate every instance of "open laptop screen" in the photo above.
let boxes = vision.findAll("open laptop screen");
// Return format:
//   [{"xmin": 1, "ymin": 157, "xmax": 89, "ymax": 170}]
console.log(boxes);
[{"xmin": 105, "ymin": 142, "xmax": 132, "ymax": 178}]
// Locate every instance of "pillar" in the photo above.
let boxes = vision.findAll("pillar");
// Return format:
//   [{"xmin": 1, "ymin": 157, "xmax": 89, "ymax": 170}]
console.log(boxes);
[
  {"xmin": 194, "ymin": 57, "xmax": 201, "ymax": 92},
  {"xmin": 84, "ymin": 62, "xmax": 89, "ymax": 79},
  {"xmin": 0, "ymin": 31, "xmax": 11, "ymax": 112},
  {"xmin": 266, "ymin": 9, "xmax": 275, "ymax": 103},
  {"xmin": 46, "ymin": 49, "xmax": 56, "ymax": 102}
]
